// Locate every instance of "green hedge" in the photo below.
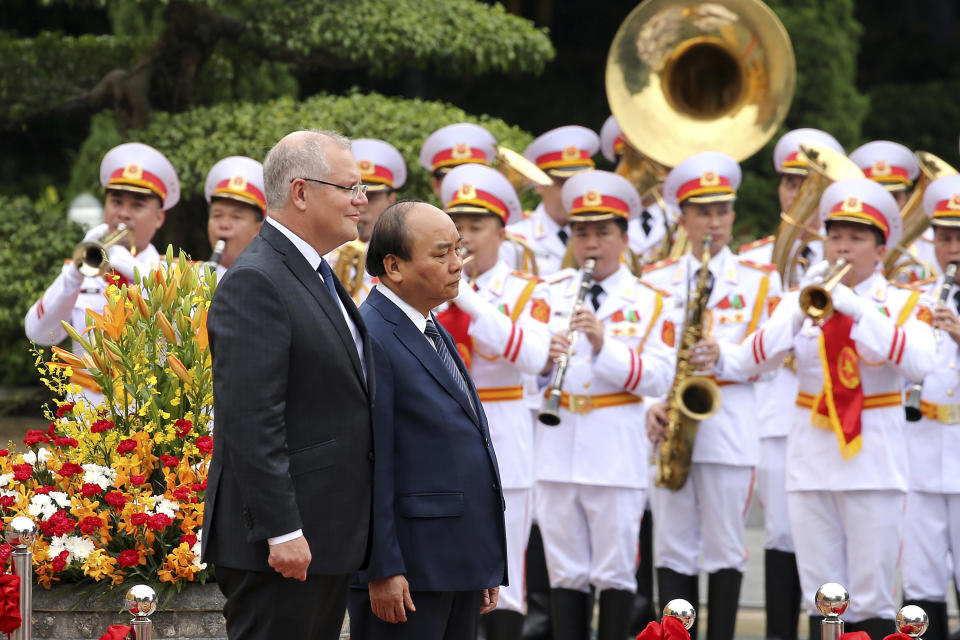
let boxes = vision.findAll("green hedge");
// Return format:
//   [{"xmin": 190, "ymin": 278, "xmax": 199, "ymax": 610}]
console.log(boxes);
[{"xmin": 0, "ymin": 191, "xmax": 80, "ymax": 386}]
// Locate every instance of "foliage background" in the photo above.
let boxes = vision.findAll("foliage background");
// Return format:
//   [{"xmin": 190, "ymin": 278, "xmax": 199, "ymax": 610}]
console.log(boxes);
[{"xmin": 2, "ymin": 0, "xmax": 959, "ymax": 388}]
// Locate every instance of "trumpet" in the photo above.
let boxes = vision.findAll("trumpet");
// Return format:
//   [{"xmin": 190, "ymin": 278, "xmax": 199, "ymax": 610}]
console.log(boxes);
[
  {"xmin": 905, "ymin": 261, "xmax": 958, "ymax": 421},
  {"xmin": 206, "ymin": 239, "xmax": 226, "ymax": 268},
  {"xmin": 72, "ymin": 223, "xmax": 133, "ymax": 278},
  {"xmin": 798, "ymin": 259, "xmax": 853, "ymax": 322},
  {"xmin": 538, "ymin": 258, "xmax": 597, "ymax": 426}
]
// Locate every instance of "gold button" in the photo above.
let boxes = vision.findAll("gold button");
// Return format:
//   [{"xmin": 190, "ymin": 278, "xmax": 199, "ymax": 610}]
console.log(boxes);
[{"xmin": 949, "ymin": 389, "xmax": 955, "ymax": 397}]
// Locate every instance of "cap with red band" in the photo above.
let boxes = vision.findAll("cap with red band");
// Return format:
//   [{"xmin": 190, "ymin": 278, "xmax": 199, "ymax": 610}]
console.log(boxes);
[
  {"xmin": 352, "ymin": 138, "xmax": 407, "ymax": 192},
  {"xmin": 561, "ymin": 170, "xmax": 641, "ymax": 222},
  {"xmin": 419, "ymin": 123, "xmax": 496, "ymax": 174},
  {"xmin": 100, "ymin": 143, "xmax": 180, "ymax": 210},
  {"xmin": 849, "ymin": 140, "xmax": 919, "ymax": 192},
  {"xmin": 524, "ymin": 125, "xmax": 600, "ymax": 179},
  {"xmin": 441, "ymin": 164, "xmax": 522, "ymax": 226},
  {"xmin": 923, "ymin": 174, "xmax": 960, "ymax": 229},
  {"xmin": 773, "ymin": 128, "xmax": 843, "ymax": 176},
  {"xmin": 205, "ymin": 156, "xmax": 266, "ymax": 213},
  {"xmin": 663, "ymin": 151, "xmax": 741, "ymax": 206},
  {"xmin": 600, "ymin": 115, "xmax": 627, "ymax": 164},
  {"xmin": 819, "ymin": 177, "xmax": 902, "ymax": 248}
]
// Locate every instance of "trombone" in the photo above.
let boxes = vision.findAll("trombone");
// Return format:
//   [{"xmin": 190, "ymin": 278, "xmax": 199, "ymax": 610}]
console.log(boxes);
[{"xmin": 72, "ymin": 223, "xmax": 134, "ymax": 278}]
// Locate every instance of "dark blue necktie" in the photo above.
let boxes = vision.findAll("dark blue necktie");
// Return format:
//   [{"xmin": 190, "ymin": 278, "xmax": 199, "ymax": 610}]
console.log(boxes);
[
  {"xmin": 424, "ymin": 318, "xmax": 475, "ymax": 415},
  {"xmin": 317, "ymin": 258, "xmax": 341, "ymax": 304},
  {"xmin": 641, "ymin": 210, "xmax": 652, "ymax": 235}
]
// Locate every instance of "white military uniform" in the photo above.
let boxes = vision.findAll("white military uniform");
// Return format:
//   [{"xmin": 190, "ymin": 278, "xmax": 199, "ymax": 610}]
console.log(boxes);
[
  {"xmin": 437, "ymin": 163, "xmax": 550, "ymax": 614},
  {"xmin": 504, "ymin": 203, "xmax": 569, "ymax": 277},
  {"xmin": 627, "ymin": 201, "xmax": 674, "ymax": 265},
  {"xmin": 536, "ymin": 264, "xmax": 675, "ymax": 591},
  {"xmin": 643, "ymin": 247, "xmax": 779, "ymax": 572},
  {"xmin": 901, "ymin": 174, "xmax": 960, "ymax": 606},
  {"xmin": 720, "ymin": 178, "xmax": 936, "ymax": 622}
]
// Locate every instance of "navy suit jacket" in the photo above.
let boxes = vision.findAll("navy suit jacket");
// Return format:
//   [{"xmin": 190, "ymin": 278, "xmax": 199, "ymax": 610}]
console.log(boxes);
[{"xmin": 356, "ymin": 287, "xmax": 507, "ymax": 592}]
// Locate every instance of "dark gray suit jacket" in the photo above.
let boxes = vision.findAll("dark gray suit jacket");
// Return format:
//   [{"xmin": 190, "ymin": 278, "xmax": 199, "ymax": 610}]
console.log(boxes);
[{"xmin": 201, "ymin": 222, "xmax": 374, "ymax": 575}]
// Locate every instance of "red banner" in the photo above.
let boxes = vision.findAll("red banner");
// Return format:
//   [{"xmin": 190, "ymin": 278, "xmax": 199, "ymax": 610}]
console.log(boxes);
[{"xmin": 812, "ymin": 313, "xmax": 864, "ymax": 459}]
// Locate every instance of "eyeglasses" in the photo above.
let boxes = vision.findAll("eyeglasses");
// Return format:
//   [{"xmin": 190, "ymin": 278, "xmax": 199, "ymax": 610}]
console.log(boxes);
[{"xmin": 292, "ymin": 177, "xmax": 368, "ymax": 200}]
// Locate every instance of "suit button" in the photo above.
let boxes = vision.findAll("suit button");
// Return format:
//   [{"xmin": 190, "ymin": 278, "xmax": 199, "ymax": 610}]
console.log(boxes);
[
  {"xmin": 485, "ymin": 439, "xmax": 491, "ymax": 447},
  {"xmin": 368, "ymin": 451, "xmax": 375, "ymax": 462},
  {"xmin": 492, "ymin": 483, "xmax": 499, "ymax": 491}
]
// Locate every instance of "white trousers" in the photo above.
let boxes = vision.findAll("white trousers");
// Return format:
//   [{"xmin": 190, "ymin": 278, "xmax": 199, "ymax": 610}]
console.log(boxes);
[
  {"xmin": 757, "ymin": 437, "xmax": 795, "ymax": 552},
  {"xmin": 902, "ymin": 490, "xmax": 960, "ymax": 601},
  {"xmin": 496, "ymin": 488, "xmax": 533, "ymax": 613},
  {"xmin": 649, "ymin": 462, "xmax": 754, "ymax": 574},
  {"xmin": 534, "ymin": 481, "xmax": 645, "ymax": 592},
  {"xmin": 787, "ymin": 490, "xmax": 905, "ymax": 622}
]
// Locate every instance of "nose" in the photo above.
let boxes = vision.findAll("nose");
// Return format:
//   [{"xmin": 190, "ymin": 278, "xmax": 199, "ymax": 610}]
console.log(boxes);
[{"xmin": 352, "ymin": 189, "xmax": 368, "ymax": 204}]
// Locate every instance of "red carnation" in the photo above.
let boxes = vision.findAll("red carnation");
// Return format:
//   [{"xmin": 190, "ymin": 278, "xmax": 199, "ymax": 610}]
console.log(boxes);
[
  {"xmin": 195, "ymin": 436, "xmax": 213, "ymax": 454},
  {"xmin": 54, "ymin": 437, "xmax": 78, "ymax": 448},
  {"xmin": 174, "ymin": 419, "xmax": 193, "ymax": 438},
  {"xmin": 0, "ymin": 450, "xmax": 8, "ymax": 458},
  {"xmin": 79, "ymin": 515, "xmax": 102, "ymax": 535},
  {"xmin": 0, "ymin": 544, "xmax": 12, "ymax": 563},
  {"xmin": 117, "ymin": 549, "xmax": 140, "ymax": 568},
  {"xmin": 34, "ymin": 486, "xmax": 54, "ymax": 495},
  {"xmin": 55, "ymin": 403, "xmax": 75, "ymax": 418},
  {"xmin": 129, "ymin": 475, "xmax": 145, "ymax": 486},
  {"xmin": 0, "ymin": 496, "xmax": 14, "ymax": 509},
  {"xmin": 38, "ymin": 510, "xmax": 76, "ymax": 537},
  {"xmin": 116, "ymin": 439, "xmax": 137, "ymax": 455},
  {"xmin": 81, "ymin": 483, "xmax": 103, "ymax": 496},
  {"xmin": 23, "ymin": 430, "xmax": 46, "ymax": 447},
  {"xmin": 192, "ymin": 480, "xmax": 208, "ymax": 492},
  {"xmin": 46, "ymin": 422, "xmax": 56, "ymax": 436},
  {"xmin": 180, "ymin": 534, "xmax": 197, "ymax": 547},
  {"xmin": 58, "ymin": 462, "xmax": 82, "ymax": 478},
  {"xmin": 104, "ymin": 491, "xmax": 127, "ymax": 509},
  {"xmin": 51, "ymin": 550, "xmax": 69, "ymax": 572},
  {"xmin": 173, "ymin": 486, "xmax": 191, "ymax": 501},
  {"xmin": 90, "ymin": 419, "xmax": 114, "ymax": 433},
  {"xmin": 129, "ymin": 513, "xmax": 148, "ymax": 526},
  {"xmin": 147, "ymin": 513, "xmax": 173, "ymax": 531},
  {"xmin": 160, "ymin": 455, "xmax": 180, "ymax": 468},
  {"xmin": 13, "ymin": 464, "xmax": 32, "ymax": 482}
]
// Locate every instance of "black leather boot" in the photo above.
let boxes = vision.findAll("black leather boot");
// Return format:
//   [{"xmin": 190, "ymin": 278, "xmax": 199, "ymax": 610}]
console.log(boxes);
[
  {"xmin": 706, "ymin": 569, "xmax": 742, "ymax": 640},
  {"xmin": 764, "ymin": 549, "xmax": 802, "ymax": 640},
  {"xmin": 630, "ymin": 510, "xmax": 657, "ymax": 634},
  {"xmin": 486, "ymin": 609, "xmax": 526, "ymax": 640},
  {"xmin": 902, "ymin": 600, "xmax": 947, "ymax": 640},
  {"xmin": 523, "ymin": 525, "xmax": 552, "ymax": 640},
  {"xmin": 549, "ymin": 588, "xmax": 592, "ymax": 640},
  {"xmin": 847, "ymin": 617, "xmax": 894, "ymax": 640},
  {"xmin": 598, "ymin": 589, "xmax": 635, "ymax": 640},
  {"xmin": 658, "ymin": 567, "xmax": 700, "ymax": 640}
]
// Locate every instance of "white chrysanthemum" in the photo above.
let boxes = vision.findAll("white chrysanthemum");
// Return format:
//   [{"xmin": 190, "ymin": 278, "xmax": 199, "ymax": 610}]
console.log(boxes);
[
  {"xmin": 64, "ymin": 536, "xmax": 95, "ymax": 561},
  {"xmin": 49, "ymin": 491, "xmax": 70, "ymax": 509},
  {"xmin": 24, "ymin": 448, "xmax": 52, "ymax": 466},
  {"xmin": 0, "ymin": 489, "xmax": 16, "ymax": 500},
  {"xmin": 81, "ymin": 463, "xmax": 117, "ymax": 490},
  {"xmin": 27, "ymin": 494, "xmax": 56, "ymax": 520},
  {"xmin": 0, "ymin": 474, "xmax": 14, "ymax": 488},
  {"xmin": 47, "ymin": 535, "xmax": 69, "ymax": 560},
  {"xmin": 154, "ymin": 498, "xmax": 179, "ymax": 518},
  {"xmin": 190, "ymin": 541, "xmax": 207, "ymax": 569}
]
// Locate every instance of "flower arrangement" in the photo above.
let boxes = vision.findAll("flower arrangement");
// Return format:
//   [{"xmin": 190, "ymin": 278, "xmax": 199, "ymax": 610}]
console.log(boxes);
[{"xmin": 7, "ymin": 248, "xmax": 216, "ymax": 590}]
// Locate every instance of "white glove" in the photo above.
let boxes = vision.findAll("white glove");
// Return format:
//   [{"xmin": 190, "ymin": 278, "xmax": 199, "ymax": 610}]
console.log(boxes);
[
  {"xmin": 452, "ymin": 280, "xmax": 487, "ymax": 317},
  {"xmin": 106, "ymin": 243, "xmax": 140, "ymax": 282},
  {"xmin": 82, "ymin": 222, "xmax": 111, "ymax": 244},
  {"xmin": 60, "ymin": 260, "xmax": 84, "ymax": 289},
  {"xmin": 798, "ymin": 259, "xmax": 832, "ymax": 291},
  {"xmin": 830, "ymin": 283, "xmax": 867, "ymax": 320}
]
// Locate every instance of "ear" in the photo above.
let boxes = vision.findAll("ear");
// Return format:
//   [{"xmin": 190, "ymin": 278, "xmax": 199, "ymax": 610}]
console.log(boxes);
[
  {"xmin": 382, "ymin": 254, "xmax": 403, "ymax": 285},
  {"xmin": 497, "ymin": 225, "xmax": 507, "ymax": 242},
  {"xmin": 289, "ymin": 179, "xmax": 309, "ymax": 212},
  {"xmin": 430, "ymin": 177, "xmax": 442, "ymax": 199},
  {"xmin": 875, "ymin": 243, "xmax": 887, "ymax": 262},
  {"xmin": 387, "ymin": 191, "xmax": 398, "ymax": 205},
  {"xmin": 155, "ymin": 209, "xmax": 166, "ymax": 232}
]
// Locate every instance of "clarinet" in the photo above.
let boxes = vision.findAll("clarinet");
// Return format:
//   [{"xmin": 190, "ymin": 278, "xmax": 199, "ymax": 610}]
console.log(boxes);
[
  {"xmin": 538, "ymin": 258, "xmax": 597, "ymax": 426},
  {"xmin": 905, "ymin": 262, "xmax": 958, "ymax": 422},
  {"xmin": 205, "ymin": 239, "xmax": 226, "ymax": 269}
]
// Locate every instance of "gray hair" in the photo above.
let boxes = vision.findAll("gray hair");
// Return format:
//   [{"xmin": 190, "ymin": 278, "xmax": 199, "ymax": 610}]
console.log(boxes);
[{"xmin": 263, "ymin": 129, "xmax": 351, "ymax": 210}]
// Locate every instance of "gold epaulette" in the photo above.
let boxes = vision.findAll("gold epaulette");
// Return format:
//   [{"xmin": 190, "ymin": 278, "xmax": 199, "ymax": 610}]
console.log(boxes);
[
  {"xmin": 546, "ymin": 271, "xmax": 574, "ymax": 285},
  {"xmin": 738, "ymin": 235, "xmax": 774, "ymax": 253},
  {"xmin": 889, "ymin": 280, "xmax": 924, "ymax": 292},
  {"xmin": 637, "ymin": 279, "xmax": 671, "ymax": 298},
  {"xmin": 910, "ymin": 276, "xmax": 937, "ymax": 289},
  {"xmin": 511, "ymin": 270, "xmax": 543, "ymax": 283},
  {"xmin": 642, "ymin": 256, "xmax": 679, "ymax": 273},
  {"xmin": 737, "ymin": 258, "xmax": 777, "ymax": 273}
]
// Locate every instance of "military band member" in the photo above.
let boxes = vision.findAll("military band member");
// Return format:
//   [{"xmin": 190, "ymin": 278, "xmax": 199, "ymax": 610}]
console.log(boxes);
[
  {"xmin": 536, "ymin": 170, "xmax": 675, "ymax": 640},
  {"xmin": 419, "ymin": 123, "xmax": 497, "ymax": 199},
  {"xmin": 328, "ymin": 138, "xmax": 406, "ymax": 304},
  {"xmin": 739, "ymin": 127, "xmax": 843, "ymax": 640},
  {"xmin": 900, "ymin": 174, "xmax": 960, "ymax": 640},
  {"xmin": 203, "ymin": 156, "xmax": 266, "ymax": 279},
  {"xmin": 25, "ymin": 143, "xmax": 179, "ymax": 394},
  {"xmin": 644, "ymin": 151, "xmax": 781, "ymax": 640},
  {"xmin": 850, "ymin": 140, "xmax": 936, "ymax": 279},
  {"xmin": 719, "ymin": 178, "xmax": 935, "ymax": 639},
  {"xmin": 435, "ymin": 164, "xmax": 551, "ymax": 640},
  {"xmin": 600, "ymin": 115, "xmax": 674, "ymax": 265},
  {"xmin": 505, "ymin": 126, "xmax": 600, "ymax": 276}
]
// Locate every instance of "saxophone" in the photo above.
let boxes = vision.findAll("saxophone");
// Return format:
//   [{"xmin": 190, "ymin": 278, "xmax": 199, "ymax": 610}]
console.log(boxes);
[
  {"xmin": 655, "ymin": 238, "xmax": 722, "ymax": 491},
  {"xmin": 332, "ymin": 240, "xmax": 368, "ymax": 299}
]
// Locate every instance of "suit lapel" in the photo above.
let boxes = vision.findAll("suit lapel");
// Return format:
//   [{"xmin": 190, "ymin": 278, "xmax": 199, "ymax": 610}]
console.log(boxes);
[
  {"xmin": 262, "ymin": 224, "xmax": 367, "ymax": 390},
  {"xmin": 431, "ymin": 313, "xmax": 483, "ymax": 428}
]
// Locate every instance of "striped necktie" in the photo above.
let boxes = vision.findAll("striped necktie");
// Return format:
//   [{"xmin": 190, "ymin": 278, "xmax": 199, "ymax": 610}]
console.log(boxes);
[{"xmin": 424, "ymin": 318, "xmax": 475, "ymax": 415}]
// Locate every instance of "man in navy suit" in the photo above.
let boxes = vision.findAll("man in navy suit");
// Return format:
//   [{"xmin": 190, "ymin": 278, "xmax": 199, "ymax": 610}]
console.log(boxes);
[{"xmin": 349, "ymin": 200, "xmax": 508, "ymax": 640}]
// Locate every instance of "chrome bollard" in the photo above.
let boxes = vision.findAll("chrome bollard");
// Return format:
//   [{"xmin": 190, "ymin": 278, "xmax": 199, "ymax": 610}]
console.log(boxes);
[
  {"xmin": 662, "ymin": 598, "xmax": 697, "ymax": 630},
  {"xmin": 816, "ymin": 583, "xmax": 850, "ymax": 640},
  {"xmin": 4, "ymin": 516, "xmax": 37, "ymax": 640},
  {"xmin": 125, "ymin": 584, "xmax": 157, "ymax": 640},
  {"xmin": 896, "ymin": 604, "xmax": 929, "ymax": 639}
]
